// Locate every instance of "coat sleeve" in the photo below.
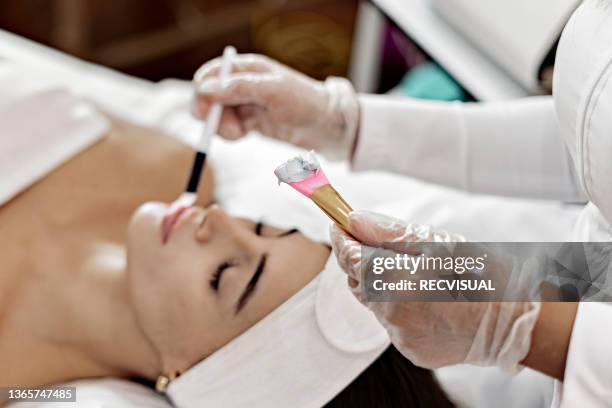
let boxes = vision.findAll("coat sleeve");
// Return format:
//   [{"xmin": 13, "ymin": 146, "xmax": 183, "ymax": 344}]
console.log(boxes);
[
  {"xmin": 352, "ymin": 94, "xmax": 585, "ymax": 202},
  {"xmin": 559, "ymin": 302, "xmax": 612, "ymax": 407}
]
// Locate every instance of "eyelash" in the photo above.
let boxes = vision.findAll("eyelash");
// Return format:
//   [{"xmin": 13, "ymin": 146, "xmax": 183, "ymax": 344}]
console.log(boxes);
[
  {"xmin": 256, "ymin": 221, "xmax": 299, "ymax": 238},
  {"xmin": 210, "ymin": 221, "xmax": 278, "ymax": 291},
  {"xmin": 210, "ymin": 261, "xmax": 233, "ymax": 291},
  {"xmin": 211, "ymin": 223, "xmax": 262, "ymax": 292}
]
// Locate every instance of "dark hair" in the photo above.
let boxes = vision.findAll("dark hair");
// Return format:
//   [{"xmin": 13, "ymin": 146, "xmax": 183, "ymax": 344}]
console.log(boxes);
[{"xmin": 325, "ymin": 346, "xmax": 455, "ymax": 408}]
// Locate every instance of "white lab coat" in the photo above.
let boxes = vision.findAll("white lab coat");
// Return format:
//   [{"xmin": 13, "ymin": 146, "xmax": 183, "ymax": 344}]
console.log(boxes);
[{"xmin": 351, "ymin": 1, "xmax": 612, "ymax": 406}]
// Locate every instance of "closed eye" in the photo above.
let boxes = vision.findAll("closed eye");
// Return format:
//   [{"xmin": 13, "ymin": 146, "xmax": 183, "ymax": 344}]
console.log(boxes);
[
  {"xmin": 210, "ymin": 261, "xmax": 233, "ymax": 291},
  {"xmin": 254, "ymin": 221, "xmax": 299, "ymax": 238}
]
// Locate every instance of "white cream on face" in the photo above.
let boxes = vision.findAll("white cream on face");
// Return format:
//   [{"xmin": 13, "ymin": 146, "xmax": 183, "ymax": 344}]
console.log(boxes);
[{"xmin": 274, "ymin": 151, "xmax": 321, "ymax": 184}]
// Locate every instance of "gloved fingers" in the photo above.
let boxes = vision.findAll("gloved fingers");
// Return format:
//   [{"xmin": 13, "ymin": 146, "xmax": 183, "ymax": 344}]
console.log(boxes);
[
  {"xmin": 346, "ymin": 272, "xmax": 370, "ymax": 305},
  {"xmin": 236, "ymin": 104, "xmax": 267, "ymax": 131},
  {"xmin": 196, "ymin": 73, "xmax": 279, "ymax": 106},
  {"xmin": 218, "ymin": 105, "xmax": 264, "ymax": 139},
  {"xmin": 348, "ymin": 210, "xmax": 412, "ymax": 245},
  {"xmin": 193, "ymin": 53, "xmax": 272, "ymax": 83},
  {"xmin": 217, "ymin": 109, "xmax": 247, "ymax": 139},
  {"xmin": 330, "ymin": 223, "xmax": 356, "ymax": 255},
  {"xmin": 193, "ymin": 97, "xmax": 207, "ymax": 119},
  {"xmin": 349, "ymin": 210, "xmax": 465, "ymax": 254},
  {"xmin": 463, "ymin": 301, "xmax": 540, "ymax": 372},
  {"xmin": 236, "ymin": 104, "xmax": 259, "ymax": 119},
  {"xmin": 330, "ymin": 223, "xmax": 362, "ymax": 282},
  {"xmin": 348, "ymin": 210, "xmax": 427, "ymax": 252},
  {"xmin": 349, "ymin": 282, "xmax": 367, "ymax": 305},
  {"xmin": 193, "ymin": 99, "xmax": 246, "ymax": 139}
]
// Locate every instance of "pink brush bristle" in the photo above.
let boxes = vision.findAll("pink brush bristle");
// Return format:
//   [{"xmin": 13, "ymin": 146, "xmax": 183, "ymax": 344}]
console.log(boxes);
[
  {"xmin": 275, "ymin": 151, "xmax": 330, "ymax": 196},
  {"xmin": 287, "ymin": 169, "xmax": 330, "ymax": 197}
]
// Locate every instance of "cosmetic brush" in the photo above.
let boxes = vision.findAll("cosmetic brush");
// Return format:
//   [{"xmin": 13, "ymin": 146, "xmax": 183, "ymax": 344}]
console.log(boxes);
[
  {"xmin": 274, "ymin": 151, "xmax": 353, "ymax": 232},
  {"xmin": 174, "ymin": 45, "xmax": 237, "ymax": 207}
]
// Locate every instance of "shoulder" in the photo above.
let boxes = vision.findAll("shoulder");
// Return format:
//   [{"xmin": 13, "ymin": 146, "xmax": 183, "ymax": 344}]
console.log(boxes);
[
  {"xmin": 554, "ymin": 0, "xmax": 612, "ymax": 137},
  {"xmin": 554, "ymin": 1, "xmax": 612, "ymax": 221}
]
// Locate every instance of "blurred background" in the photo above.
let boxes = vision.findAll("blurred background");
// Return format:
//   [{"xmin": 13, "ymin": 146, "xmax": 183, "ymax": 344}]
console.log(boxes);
[
  {"xmin": 0, "ymin": 0, "xmax": 358, "ymax": 81},
  {"xmin": 0, "ymin": 0, "xmax": 580, "ymax": 102}
]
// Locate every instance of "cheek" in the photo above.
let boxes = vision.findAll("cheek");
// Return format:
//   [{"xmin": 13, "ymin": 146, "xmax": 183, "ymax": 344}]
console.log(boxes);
[
  {"xmin": 127, "ymin": 255, "xmax": 227, "ymax": 360},
  {"xmin": 267, "ymin": 258, "xmax": 304, "ymax": 300},
  {"xmin": 236, "ymin": 256, "xmax": 300, "ymax": 320},
  {"xmin": 248, "ymin": 238, "xmax": 327, "ymax": 315},
  {"xmin": 127, "ymin": 242, "xmax": 206, "ymax": 326}
]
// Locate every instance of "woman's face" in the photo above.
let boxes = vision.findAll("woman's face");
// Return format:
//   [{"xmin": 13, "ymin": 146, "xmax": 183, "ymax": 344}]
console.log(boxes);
[{"xmin": 126, "ymin": 202, "xmax": 329, "ymax": 375}]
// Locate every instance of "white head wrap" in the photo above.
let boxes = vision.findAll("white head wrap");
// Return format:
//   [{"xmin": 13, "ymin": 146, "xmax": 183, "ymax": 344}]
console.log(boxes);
[
  {"xmin": 166, "ymin": 255, "xmax": 389, "ymax": 407},
  {"xmin": 554, "ymin": 0, "xmax": 612, "ymax": 226}
]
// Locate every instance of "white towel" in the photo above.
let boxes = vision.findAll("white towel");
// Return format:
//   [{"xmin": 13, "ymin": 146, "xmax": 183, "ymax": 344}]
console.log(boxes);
[{"xmin": 0, "ymin": 62, "xmax": 109, "ymax": 206}]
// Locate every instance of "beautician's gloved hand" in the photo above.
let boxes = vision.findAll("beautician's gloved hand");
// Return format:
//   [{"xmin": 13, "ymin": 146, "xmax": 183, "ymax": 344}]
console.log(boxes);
[
  {"xmin": 193, "ymin": 53, "xmax": 359, "ymax": 160},
  {"xmin": 330, "ymin": 211, "xmax": 540, "ymax": 372}
]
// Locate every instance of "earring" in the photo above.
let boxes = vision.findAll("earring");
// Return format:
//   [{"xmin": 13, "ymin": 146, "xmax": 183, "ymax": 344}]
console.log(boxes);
[{"xmin": 155, "ymin": 370, "xmax": 182, "ymax": 393}]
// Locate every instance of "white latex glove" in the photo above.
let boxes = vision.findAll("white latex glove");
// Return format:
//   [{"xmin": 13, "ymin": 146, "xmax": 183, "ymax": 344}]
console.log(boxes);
[
  {"xmin": 330, "ymin": 210, "xmax": 540, "ymax": 372},
  {"xmin": 193, "ymin": 53, "xmax": 359, "ymax": 160}
]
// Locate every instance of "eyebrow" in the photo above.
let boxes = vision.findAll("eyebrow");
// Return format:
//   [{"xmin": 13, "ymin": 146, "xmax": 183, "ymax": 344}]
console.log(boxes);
[
  {"xmin": 278, "ymin": 228, "xmax": 299, "ymax": 237},
  {"xmin": 255, "ymin": 221, "xmax": 300, "ymax": 238},
  {"xmin": 236, "ymin": 253, "xmax": 267, "ymax": 314}
]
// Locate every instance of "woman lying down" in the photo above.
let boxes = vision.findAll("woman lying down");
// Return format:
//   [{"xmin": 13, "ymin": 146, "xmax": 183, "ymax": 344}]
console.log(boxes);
[{"xmin": 0, "ymin": 91, "xmax": 453, "ymax": 407}]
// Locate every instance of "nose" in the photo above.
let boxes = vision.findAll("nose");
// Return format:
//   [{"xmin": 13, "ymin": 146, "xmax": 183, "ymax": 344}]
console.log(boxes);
[{"xmin": 195, "ymin": 205, "xmax": 259, "ymax": 251}]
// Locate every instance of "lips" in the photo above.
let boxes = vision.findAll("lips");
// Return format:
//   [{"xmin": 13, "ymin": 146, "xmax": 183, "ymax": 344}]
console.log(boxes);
[{"xmin": 161, "ymin": 204, "xmax": 190, "ymax": 243}]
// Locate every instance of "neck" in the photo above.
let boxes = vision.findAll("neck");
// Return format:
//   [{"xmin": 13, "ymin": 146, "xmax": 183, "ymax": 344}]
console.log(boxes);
[
  {"xmin": 72, "ymin": 243, "xmax": 161, "ymax": 380},
  {"xmin": 1, "ymin": 241, "xmax": 160, "ymax": 387}
]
